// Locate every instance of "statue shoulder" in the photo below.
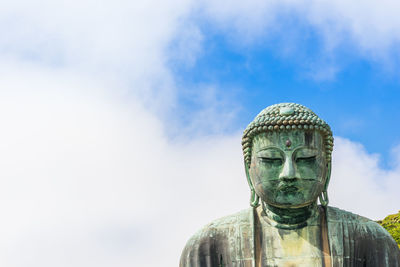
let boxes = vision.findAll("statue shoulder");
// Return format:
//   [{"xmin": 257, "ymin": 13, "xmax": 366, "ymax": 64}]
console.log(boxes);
[
  {"xmin": 183, "ymin": 208, "xmax": 252, "ymax": 246},
  {"xmin": 206, "ymin": 208, "xmax": 253, "ymax": 229},
  {"xmin": 326, "ymin": 206, "xmax": 374, "ymax": 223},
  {"xmin": 179, "ymin": 208, "xmax": 253, "ymax": 267},
  {"xmin": 326, "ymin": 206, "xmax": 400, "ymax": 264},
  {"xmin": 326, "ymin": 206, "xmax": 398, "ymax": 242}
]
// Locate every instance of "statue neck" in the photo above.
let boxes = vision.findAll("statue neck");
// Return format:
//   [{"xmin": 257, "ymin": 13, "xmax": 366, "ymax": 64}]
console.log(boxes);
[{"xmin": 261, "ymin": 201, "xmax": 318, "ymax": 229}]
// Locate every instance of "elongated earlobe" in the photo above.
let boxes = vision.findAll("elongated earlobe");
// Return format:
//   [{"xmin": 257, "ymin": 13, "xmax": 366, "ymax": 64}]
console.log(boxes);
[
  {"xmin": 319, "ymin": 190, "xmax": 329, "ymax": 207},
  {"xmin": 245, "ymin": 160, "xmax": 260, "ymax": 207},
  {"xmin": 250, "ymin": 191, "xmax": 260, "ymax": 208},
  {"xmin": 324, "ymin": 162, "xmax": 331, "ymax": 192},
  {"xmin": 319, "ymin": 162, "xmax": 331, "ymax": 207}
]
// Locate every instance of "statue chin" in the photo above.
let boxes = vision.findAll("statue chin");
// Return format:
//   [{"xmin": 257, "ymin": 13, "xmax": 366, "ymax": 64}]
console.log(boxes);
[
  {"xmin": 266, "ymin": 199, "xmax": 316, "ymax": 209},
  {"xmin": 257, "ymin": 186, "xmax": 322, "ymax": 210}
]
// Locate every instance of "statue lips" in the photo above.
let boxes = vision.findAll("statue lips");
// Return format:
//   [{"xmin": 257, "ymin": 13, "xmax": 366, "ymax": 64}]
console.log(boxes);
[
  {"xmin": 278, "ymin": 177, "xmax": 320, "ymax": 194},
  {"xmin": 281, "ymin": 185, "xmax": 298, "ymax": 193},
  {"xmin": 278, "ymin": 182, "xmax": 298, "ymax": 193}
]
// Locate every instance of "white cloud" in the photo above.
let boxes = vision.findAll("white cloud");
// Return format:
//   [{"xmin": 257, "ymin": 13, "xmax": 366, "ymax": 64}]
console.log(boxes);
[
  {"xmin": 0, "ymin": 0, "xmax": 198, "ymax": 112},
  {"xmin": 202, "ymin": 0, "xmax": 400, "ymax": 50},
  {"xmin": 330, "ymin": 137, "xmax": 400, "ymax": 220},
  {"xmin": 0, "ymin": 63, "xmax": 249, "ymax": 266},
  {"xmin": 198, "ymin": 0, "xmax": 400, "ymax": 74},
  {"xmin": 303, "ymin": 0, "xmax": 400, "ymax": 53}
]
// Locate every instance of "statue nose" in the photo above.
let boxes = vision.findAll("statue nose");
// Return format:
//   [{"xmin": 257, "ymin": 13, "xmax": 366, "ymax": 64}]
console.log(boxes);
[{"xmin": 279, "ymin": 157, "xmax": 296, "ymax": 181}]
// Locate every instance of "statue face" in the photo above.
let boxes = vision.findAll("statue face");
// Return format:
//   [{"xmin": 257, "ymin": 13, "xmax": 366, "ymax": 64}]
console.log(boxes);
[{"xmin": 249, "ymin": 130, "xmax": 327, "ymax": 208}]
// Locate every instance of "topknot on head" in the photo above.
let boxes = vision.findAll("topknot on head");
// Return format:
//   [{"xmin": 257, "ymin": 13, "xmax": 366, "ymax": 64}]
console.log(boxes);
[{"xmin": 242, "ymin": 103, "xmax": 333, "ymax": 166}]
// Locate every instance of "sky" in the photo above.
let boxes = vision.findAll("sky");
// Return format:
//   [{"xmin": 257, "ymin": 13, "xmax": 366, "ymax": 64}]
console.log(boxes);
[{"xmin": 0, "ymin": 0, "xmax": 400, "ymax": 266}]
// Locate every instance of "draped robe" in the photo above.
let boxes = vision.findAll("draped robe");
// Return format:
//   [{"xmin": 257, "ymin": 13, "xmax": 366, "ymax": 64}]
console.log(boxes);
[{"xmin": 180, "ymin": 206, "xmax": 400, "ymax": 267}]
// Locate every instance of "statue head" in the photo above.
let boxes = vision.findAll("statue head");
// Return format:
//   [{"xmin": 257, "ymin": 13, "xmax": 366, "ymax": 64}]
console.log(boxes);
[{"xmin": 242, "ymin": 103, "xmax": 333, "ymax": 209}]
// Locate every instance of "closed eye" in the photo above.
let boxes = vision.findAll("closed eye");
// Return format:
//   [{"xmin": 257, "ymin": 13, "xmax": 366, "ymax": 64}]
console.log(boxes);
[
  {"xmin": 259, "ymin": 157, "xmax": 283, "ymax": 164},
  {"xmin": 296, "ymin": 156, "xmax": 316, "ymax": 163}
]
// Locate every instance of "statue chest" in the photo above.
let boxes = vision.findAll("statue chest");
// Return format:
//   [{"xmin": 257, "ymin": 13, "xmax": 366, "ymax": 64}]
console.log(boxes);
[{"xmin": 257, "ymin": 214, "xmax": 324, "ymax": 267}]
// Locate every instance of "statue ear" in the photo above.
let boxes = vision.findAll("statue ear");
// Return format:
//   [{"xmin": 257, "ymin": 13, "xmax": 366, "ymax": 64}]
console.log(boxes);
[
  {"xmin": 324, "ymin": 162, "xmax": 331, "ymax": 192},
  {"xmin": 244, "ymin": 160, "xmax": 259, "ymax": 207},
  {"xmin": 319, "ymin": 162, "xmax": 331, "ymax": 207}
]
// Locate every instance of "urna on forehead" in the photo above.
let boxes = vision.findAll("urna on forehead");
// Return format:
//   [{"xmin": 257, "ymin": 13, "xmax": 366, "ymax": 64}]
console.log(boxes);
[{"xmin": 242, "ymin": 103, "xmax": 334, "ymax": 164}]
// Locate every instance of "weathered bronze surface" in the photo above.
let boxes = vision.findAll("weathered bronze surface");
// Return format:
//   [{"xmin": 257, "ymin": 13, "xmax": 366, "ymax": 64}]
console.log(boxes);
[{"xmin": 180, "ymin": 103, "xmax": 400, "ymax": 266}]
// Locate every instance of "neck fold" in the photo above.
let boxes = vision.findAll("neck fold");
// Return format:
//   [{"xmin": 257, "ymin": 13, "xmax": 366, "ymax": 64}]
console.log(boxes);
[{"xmin": 261, "ymin": 201, "xmax": 318, "ymax": 229}]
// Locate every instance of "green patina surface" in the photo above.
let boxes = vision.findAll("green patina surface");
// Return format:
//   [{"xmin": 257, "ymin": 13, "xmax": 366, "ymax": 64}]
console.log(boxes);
[
  {"xmin": 249, "ymin": 130, "xmax": 327, "ymax": 212},
  {"xmin": 180, "ymin": 103, "xmax": 400, "ymax": 266},
  {"xmin": 378, "ymin": 211, "xmax": 400, "ymax": 249}
]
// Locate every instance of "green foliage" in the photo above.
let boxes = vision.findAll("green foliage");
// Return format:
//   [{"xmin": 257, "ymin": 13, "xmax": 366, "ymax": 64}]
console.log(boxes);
[{"xmin": 377, "ymin": 211, "xmax": 400, "ymax": 249}]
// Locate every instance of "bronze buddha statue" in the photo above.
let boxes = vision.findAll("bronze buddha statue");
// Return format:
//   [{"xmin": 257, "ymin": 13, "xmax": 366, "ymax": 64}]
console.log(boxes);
[{"xmin": 180, "ymin": 103, "xmax": 400, "ymax": 267}]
